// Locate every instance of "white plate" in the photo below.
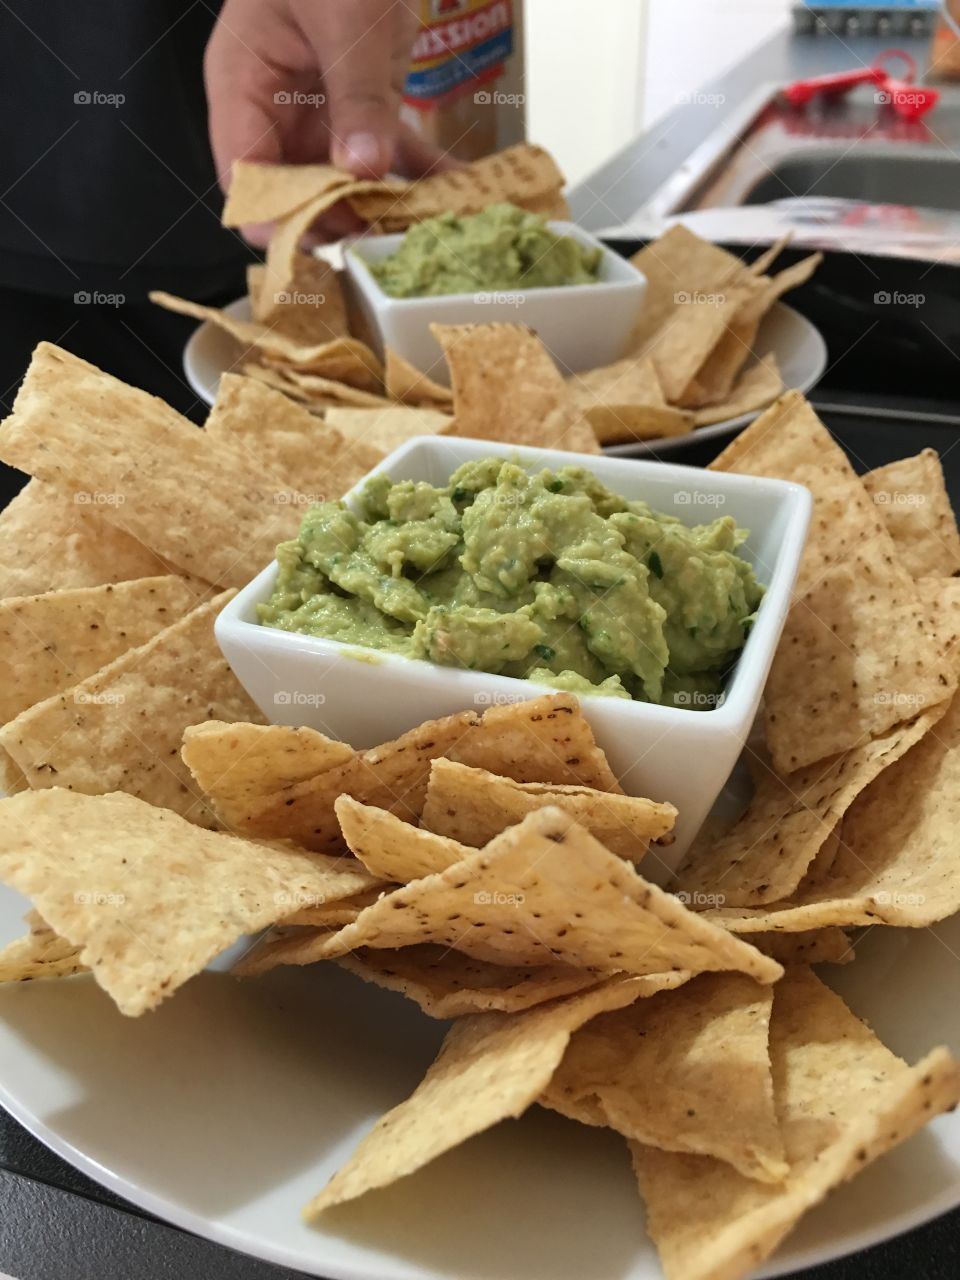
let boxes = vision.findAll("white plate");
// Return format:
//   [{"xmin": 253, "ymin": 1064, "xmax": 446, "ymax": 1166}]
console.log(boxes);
[
  {"xmin": 603, "ymin": 302, "xmax": 828, "ymax": 459},
  {"xmin": 0, "ymin": 879, "xmax": 958, "ymax": 1280},
  {"xmin": 182, "ymin": 298, "xmax": 827, "ymax": 460}
]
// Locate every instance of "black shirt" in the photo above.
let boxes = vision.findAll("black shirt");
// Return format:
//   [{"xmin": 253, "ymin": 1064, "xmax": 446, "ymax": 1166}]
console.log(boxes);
[{"xmin": 0, "ymin": 1, "xmax": 251, "ymax": 300}]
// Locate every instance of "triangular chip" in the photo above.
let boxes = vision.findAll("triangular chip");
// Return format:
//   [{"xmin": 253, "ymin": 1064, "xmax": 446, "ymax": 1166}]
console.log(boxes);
[
  {"xmin": 336, "ymin": 796, "xmax": 470, "ymax": 881},
  {"xmin": 239, "ymin": 693, "xmax": 621, "ymax": 849},
  {"xmin": 0, "ymin": 913, "xmax": 85, "ymax": 982},
  {"xmin": 303, "ymin": 973, "xmax": 686, "ymax": 1217},
  {"xmin": 0, "ymin": 788, "xmax": 378, "ymax": 1015},
  {"xmin": 222, "ymin": 161, "xmax": 356, "ymax": 227},
  {"xmin": 692, "ymin": 353, "xmax": 782, "ymax": 428},
  {"xmin": 385, "ymin": 347, "xmax": 453, "ymax": 407},
  {"xmin": 181, "ymin": 721, "xmax": 355, "ymax": 832},
  {"xmin": 240, "ymin": 807, "xmax": 782, "ymax": 982},
  {"xmin": 0, "ymin": 344, "xmax": 304, "ymax": 589},
  {"xmin": 0, "ymin": 593, "xmax": 262, "ymax": 826},
  {"xmin": 241, "ymin": 363, "xmax": 390, "ymax": 410},
  {"xmin": 204, "ymin": 373, "xmax": 382, "ymax": 498},
  {"xmin": 253, "ymin": 253, "xmax": 348, "ymax": 345},
  {"xmin": 863, "ymin": 449, "xmax": 960, "ymax": 579},
  {"xmin": 542, "ymin": 973, "xmax": 787, "ymax": 1182},
  {"xmin": 433, "ymin": 323, "xmax": 600, "ymax": 454},
  {"xmin": 0, "ymin": 479, "xmax": 171, "ymax": 600},
  {"xmin": 0, "ymin": 575, "xmax": 208, "ymax": 724},
  {"xmin": 338, "ymin": 944, "xmax": 601, "ymax": 1017},
  {"xmin": 324, "ymin": 405, "xmax": 452, "ymax": 454},
  {"xmin": 632, "ymin": 968, "xmax": 960, "ymax": 1280},
  {"xmin": 419, "ymin": 758, "xmax": 676, "ymax": 861}
]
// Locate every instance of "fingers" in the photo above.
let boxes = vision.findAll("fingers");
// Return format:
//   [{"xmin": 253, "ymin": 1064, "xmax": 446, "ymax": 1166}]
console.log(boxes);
[
  {"xmin": 296, "ymin": 0, "xmax": 419, "ymax": 177},
  {"xmin": 205, "ymin": 1, "xmax": 284, "ymax": 190}
]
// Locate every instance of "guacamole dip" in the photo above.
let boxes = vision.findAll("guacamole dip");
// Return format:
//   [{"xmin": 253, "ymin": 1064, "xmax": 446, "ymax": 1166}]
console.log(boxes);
[
  {"xmin": 366, "ymin": 202, "xmax": 602, "ymax": 298},
  {"xmin": 259, "ymin": 460, "xmax": 765, "ymax": 708}
]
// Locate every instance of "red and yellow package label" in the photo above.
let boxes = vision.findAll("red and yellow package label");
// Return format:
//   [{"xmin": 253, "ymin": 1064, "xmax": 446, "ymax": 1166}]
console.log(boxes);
[{"xmin": 404, "ymin": 0, "xmax": 514, "ymax": 107}]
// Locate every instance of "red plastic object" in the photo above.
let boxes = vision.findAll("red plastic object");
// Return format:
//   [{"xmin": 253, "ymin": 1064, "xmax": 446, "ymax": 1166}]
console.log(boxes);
[
  {"xmin": 782, "ymin": 66, "xmax": 885, "ymax": 106},
  {"xmin": 782, "ymin": 48, "xmax": 938, "ymax": 121},
  {"xmin": 879, "ymin": 79, "xmax": 940, "ymax": 121}
]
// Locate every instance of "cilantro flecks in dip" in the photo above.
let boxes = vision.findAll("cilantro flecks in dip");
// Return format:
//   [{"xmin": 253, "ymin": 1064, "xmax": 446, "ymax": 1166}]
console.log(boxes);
[
  {"xmin": 259, "ymin": 460, "xmax": 765, "ymax": 708},
  {"xmin": 365, "ymin": 202, "xmax": 602, "ymax": 299}
]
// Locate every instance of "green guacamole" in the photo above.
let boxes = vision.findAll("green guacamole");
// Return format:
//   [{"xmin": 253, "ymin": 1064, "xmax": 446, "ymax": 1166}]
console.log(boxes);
[
  {"xmin": 366, "ymin": 202, "xmax": 602, "ymax": 298},
  {"xmin": 258, "ymin": 459, "xmax": 765, "ymax": 709}
]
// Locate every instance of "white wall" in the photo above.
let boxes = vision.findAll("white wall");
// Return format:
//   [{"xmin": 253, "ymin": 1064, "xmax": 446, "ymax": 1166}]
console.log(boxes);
[{"xmin": 524, "ymin": 0, "xmax": 791, "ymax": 186}]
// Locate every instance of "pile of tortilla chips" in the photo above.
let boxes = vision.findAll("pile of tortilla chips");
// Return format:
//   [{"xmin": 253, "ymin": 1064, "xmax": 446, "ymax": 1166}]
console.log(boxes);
[
  {"xmin": 150, "ymin": 145, "xmax": 819, "ymax": 449},
  {"xmin": 0, "ymin": 322, "xmax": 958, "ymax": 1279}
]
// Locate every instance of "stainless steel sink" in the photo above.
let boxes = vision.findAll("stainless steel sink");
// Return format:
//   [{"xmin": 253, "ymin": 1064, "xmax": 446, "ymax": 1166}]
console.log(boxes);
[{"xmin": 647, "ymin": 85, "xmax": 960, "ymax": 216}]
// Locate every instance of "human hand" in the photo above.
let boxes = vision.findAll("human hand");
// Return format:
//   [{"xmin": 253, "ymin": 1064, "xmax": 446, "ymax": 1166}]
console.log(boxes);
[{"xmin": 206, "ymin": 0, "xmax": 457, "ymax": 241}]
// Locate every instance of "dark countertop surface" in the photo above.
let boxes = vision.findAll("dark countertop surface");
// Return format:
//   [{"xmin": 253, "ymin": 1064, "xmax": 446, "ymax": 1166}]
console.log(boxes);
[{"xmin": 4, "ymin": 18, "xmax": 960, "ymax": 1280}]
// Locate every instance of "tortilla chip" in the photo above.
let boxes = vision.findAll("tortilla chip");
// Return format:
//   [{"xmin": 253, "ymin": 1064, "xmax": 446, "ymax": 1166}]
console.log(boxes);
[
  {"xmin": 253, "ymin": 252, "xmax": 348, "ymax": 343},
  {"xmin": 283, "ymin": 886, "xmax": 388, "ymax": 928},
  {"xmin": 433, "ymin": 324, "xmax": 600, "ymax": 454},
  {"xmin": 240, "ymin": 693, "xmax": 622, "ymax": 849},
  {"xmin": 543, "ymin": 973, "xmax": 786, "ymax": 1182},
  {"xmin": 0, "ymin": 576, "xmax": 208, "ymax": 725},
  {"xmin": 324, "ymin": 405, "xmax": 453, "ymax": 454},
  {"xmin": 0, "ymin": 914, "xmax": 85, "ymax": 982},
  {"xmin": 692, "ymin": 353, "xmax": 783, "ymax": 427},
  {"xmin": 240, "ymin": 807, "xmax": 783, "ymax": 982},
  {"xmin": 569, "ymin": 354, "xmax": 666, "ymax": 410},
  {"xmin": 747, "ymin": 927, "xmax": 854, "ymax": 966},
  {"xmin": 863, "ymin": 449, "xmax": 960, "ymax": 579},
  {"xmin": 303, "ymin": 973, "xmax": 685, "ymax": 1217},
  {"xmin": 0, "ymin": 344, "xmax": 305, "ymax": 590},
  {"xmin": 673, "ymin": 697, "xmax": 951, "ymax": 907},
  {"xmin": 150, "ymin": 292, "xmax": 382, "ymax": 388},
  {"xmin": 709, "ymin": 391, "xmax": 896, "ymax": 595},
  {"xmin": 706, "ymin": 684, "xmax": 960, "ymax": 932},
  {"xmin": 336, "ymin": 796, "xmax": 470, "ymax": 881},
  {"xmin": 748, "ymin": 234, "xmax": 793, "ymax": 276},
  {"xmin": 0, "ymin": 749, "xmax": 27, "ymax": 795},
  {"xmin": 249, "ymin": 363, "xmax": 390, "ymax": 409},
  {"xmin": 586, "ymin": 405, "xmax": 694, "ymax": 445},
  {"xmin": 246, "ymin": 263, "xmax": 267, "ymax": 318},
  {"xmin": 204, "ymin": 373, "xmax": 382, "ymax": 498},
  {"xmin": 347, "ymin": 143, "xmax": 566, "ymax": 231},
  {"xmin": 0, "ymin": 593, "xmax": 263, "ymax": 827},
  {"xmin": 632, "ymin": 968, "xmax": 960, "ymax": 1280},
  {"xmin": 763, "ymin": 556, "xmax": 949, "ymax": 774},
  {"xmin": 181, "ymin": 721, "xmax": 355, "ymax": 831},
  {"xmin": 0, "ymin": 479, "xmax": 173, "ymax": 600},
  {"xmin": 420, "ymin": 758, "xmax": 676, "ymax": 862},
  {"xmin": 338, "ymin": 944, "xmax": 602, "ymax": 1017},
  {"xmin": 384, "ymin": 348, "xmax": 454, "ymax": 407},
  {"xmin": 222, "ymin": 161, "xmax": 355, "ymax": 227},
  {"xmin": 682, "ymin": 254, "xmax": 821, "ymax": 408},
  {"xmin": 0, "ymin": 788, "xmax": 374, "ymax": 1015}
]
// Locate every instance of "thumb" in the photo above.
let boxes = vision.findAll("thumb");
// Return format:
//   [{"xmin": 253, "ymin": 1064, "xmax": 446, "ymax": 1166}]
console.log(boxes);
[{"xmin": 307, "ymin": 1, "xmax": 419, "ymax": 177}]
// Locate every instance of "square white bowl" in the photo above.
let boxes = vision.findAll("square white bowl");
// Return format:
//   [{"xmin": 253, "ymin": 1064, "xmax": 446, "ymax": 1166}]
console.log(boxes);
[
  {"xmin": 343, "ymin": 222, "xmax": 647, "ymax": 385},
  {"xmin": 216, "ymin": 438, "xmax": 811, "ymax": 876}
]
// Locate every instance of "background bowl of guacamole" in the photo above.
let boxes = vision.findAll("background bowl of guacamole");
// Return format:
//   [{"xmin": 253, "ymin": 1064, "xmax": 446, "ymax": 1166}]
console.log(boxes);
[
  {"xmin": 216, "ymin": 437, "xmax": 811, "ymax": 867},
  {"xmin": 344, "ymin": 203, "xmax": 647, "ymax": 385}
]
